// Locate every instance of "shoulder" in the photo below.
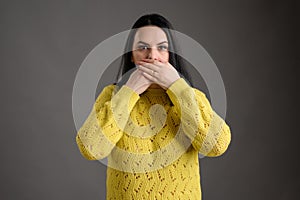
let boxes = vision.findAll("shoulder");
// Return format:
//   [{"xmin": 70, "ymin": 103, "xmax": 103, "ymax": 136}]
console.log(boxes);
[
  {"xmin": 191, "ymin": 87, "xmax": 212, "ymax": 108},
  {"xmin": 102, "ymin": 83, "xmax": 118, "ymax": 92},
  {"xmin": 95, "ymin": 83, "xmax": 119, "ymax": 103},
  {"xmin": 192, "ymin": 87, "xmax": 207, "ymax": 98}
]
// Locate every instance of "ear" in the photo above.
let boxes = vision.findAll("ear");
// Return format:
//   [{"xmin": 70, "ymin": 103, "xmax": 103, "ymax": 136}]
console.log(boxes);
[{"xmin": 131, "ymin": 55, "xmax": 134, "ymax": 62}]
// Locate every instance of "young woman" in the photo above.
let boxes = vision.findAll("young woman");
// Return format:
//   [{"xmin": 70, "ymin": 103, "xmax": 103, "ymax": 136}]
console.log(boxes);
[{"xmin": 76, "ymin": 13, "xmax": 231, "ymax": 199}]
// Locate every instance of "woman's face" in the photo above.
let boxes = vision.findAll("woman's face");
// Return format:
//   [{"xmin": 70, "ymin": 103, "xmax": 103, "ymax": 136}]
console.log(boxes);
[{"xmin": 131, "ymin": 26, "xmax": 169, "ymax": 63}]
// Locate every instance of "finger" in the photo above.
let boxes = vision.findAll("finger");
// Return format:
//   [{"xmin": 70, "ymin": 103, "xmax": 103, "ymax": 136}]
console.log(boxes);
[
  {"xmin": 138, "ymin": 61, "xmax": 160, "ymax": 71},
  {"xmin": 138, "ymin": 65, "xmax": 159, "ymax": 77},
  {"xmin": 137, "ymin": 65, "xmax": 157, "ymax": 77},
  {"xmin": 141, "ymin": 57, "xmax": 163, "ymax": 61},
  {"xmin": 141, "ymin": 58, "xmax": 164, "ymax": 66},
  {"xmin": 141, "ymin": 71, "xmax": 157, "ymax": 82},
  {"xmin": 152, "ymin": 59, "xmax": 165, "ymax": 67},
  {"xmin": 140, "ymin": 58, "xmax": 155, "ymax": 63}
]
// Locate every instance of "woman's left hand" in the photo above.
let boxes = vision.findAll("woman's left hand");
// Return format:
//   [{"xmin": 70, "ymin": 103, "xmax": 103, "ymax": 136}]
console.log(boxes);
[{"xmin": 136, "ymin": 58, "xmax": 181, "ymax": 90}]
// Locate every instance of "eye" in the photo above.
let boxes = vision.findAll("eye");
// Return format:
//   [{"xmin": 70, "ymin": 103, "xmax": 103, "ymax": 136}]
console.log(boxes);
[
  {"xmin": 137, "ymin": 45, "xmax": 149, "ymax": 50},
  {"xmin": 158, "ymin": 45, "xmax": 168, "ymax": 51}
]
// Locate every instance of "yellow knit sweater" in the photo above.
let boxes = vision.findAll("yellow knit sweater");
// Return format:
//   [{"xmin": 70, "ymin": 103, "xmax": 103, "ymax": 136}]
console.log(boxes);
[{"xmin": 75, "ymin": 78, "xmax": 231, "ymax": 200}]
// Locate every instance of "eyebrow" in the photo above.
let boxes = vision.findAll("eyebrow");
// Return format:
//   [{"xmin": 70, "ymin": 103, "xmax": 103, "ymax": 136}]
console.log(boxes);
[{"xmin": 136, "ymin": 41, "xmax": 168, "ymax": 45}]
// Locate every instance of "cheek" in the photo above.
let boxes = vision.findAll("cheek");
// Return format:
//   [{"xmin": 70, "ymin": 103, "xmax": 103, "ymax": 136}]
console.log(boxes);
[
  {"xmin": 160, "ymin": 52, "xmax": 169, "ymax": 62},
  {"xmin": 132, "ymin": 51, "xmax": 146, "ymax": 61}
]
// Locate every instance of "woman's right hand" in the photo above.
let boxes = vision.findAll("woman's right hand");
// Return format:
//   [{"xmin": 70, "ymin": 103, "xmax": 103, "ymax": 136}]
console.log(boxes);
[{"xmin": 125, "ymin": 68, "xmax": 153, "ymax": 95}]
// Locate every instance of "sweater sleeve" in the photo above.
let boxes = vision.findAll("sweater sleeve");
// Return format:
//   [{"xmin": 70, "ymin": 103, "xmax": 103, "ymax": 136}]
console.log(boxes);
[
  {"xmin": 166, "ymin": 78, "xmax": 231, "ymax": 157},
  {"xmin": 75, "ymin": 84, "xmax": 140, "ymax": 160}
]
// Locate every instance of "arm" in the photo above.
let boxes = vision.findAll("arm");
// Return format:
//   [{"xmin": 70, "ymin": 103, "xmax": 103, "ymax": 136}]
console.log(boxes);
[
  {"xmin": 166, "ymin": 78, "xmax": 231, "ymax": 157},
  {"xmin": 75, "ymin": 84, "xmax": 140, "ymax": 160}
]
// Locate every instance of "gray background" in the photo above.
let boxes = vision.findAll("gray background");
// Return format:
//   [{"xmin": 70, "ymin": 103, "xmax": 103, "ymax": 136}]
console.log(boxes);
[{"xmin": 0, "ymin": 0, "xmax": 298, "ymax": 199}]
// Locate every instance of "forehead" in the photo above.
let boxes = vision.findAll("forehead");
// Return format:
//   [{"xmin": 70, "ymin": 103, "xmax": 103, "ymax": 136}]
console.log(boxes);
[{"xmin": 133, "ymin": 26, "xmax": 168, "ymax": 43}]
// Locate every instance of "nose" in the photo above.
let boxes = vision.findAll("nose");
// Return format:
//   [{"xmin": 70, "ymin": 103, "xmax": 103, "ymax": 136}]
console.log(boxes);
[{"xmin": 147, "ymin": 48, "xmax": 159, "ymax": 60}]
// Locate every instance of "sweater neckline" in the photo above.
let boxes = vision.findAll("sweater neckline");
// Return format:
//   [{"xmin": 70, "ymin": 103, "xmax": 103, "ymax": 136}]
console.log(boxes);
[{"xmin": 143, "ymin": 88, "xmax": 167, "ymax": 95}]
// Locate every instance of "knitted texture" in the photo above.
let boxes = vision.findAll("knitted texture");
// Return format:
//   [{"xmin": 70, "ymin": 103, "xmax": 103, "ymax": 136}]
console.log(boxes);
[{"xmin": 76, "ymin": 78, "xmax": 231, "ymax": 199}]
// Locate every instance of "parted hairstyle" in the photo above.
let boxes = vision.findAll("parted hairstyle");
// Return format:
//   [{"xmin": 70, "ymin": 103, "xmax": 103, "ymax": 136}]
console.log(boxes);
[{"xmin": 113, "ymin": 13, "xmax": 194, "ymax": 87}]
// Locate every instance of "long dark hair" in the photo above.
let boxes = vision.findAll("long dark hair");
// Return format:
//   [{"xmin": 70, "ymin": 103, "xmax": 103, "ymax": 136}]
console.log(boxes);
[{"xmin": 113, "ymin": 13, "xmax": 193, "ymax": 87}]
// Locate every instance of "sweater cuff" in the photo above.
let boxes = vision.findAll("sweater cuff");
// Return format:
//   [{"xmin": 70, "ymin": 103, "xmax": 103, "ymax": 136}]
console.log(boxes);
[
  {"xmin": 112, "ymin": 85, "xmax": 140, "ymax": 113},
  {"xmin": 166, "ymin": 78, "xmax": 191, "ymax": 105}
]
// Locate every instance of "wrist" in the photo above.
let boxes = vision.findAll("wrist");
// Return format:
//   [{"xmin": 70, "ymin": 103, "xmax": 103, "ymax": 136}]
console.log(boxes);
[{"xmin": 167, "ymin": 77, "xmax": 181, "ymax": 89}]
